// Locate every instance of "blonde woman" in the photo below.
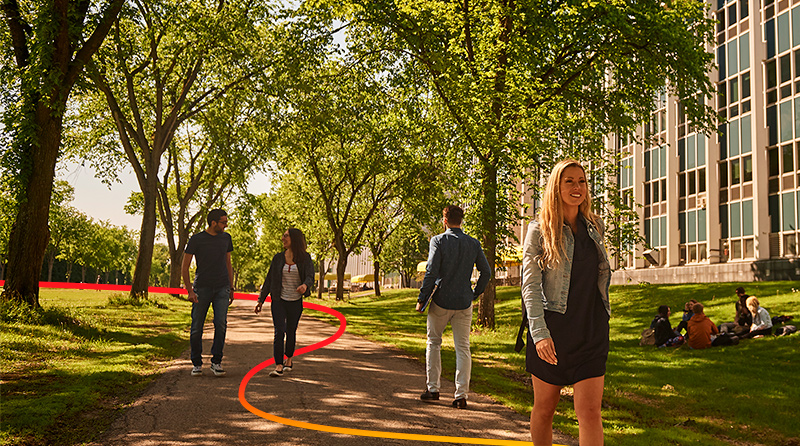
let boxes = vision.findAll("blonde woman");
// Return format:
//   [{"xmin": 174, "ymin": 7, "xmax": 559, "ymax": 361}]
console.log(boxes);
[
  {"xmin": 741, "ymin": 296, "xmax": 773, "ymax": 339},
  {"xmin": 521, "ymin": 159, "xmax": 611, "ymax": 446}
]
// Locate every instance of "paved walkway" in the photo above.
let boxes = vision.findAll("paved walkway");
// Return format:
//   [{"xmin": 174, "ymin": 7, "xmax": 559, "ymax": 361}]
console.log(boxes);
[{"xmin": 95, "ymin": 300, "xmax": 577, "ymax": 446}]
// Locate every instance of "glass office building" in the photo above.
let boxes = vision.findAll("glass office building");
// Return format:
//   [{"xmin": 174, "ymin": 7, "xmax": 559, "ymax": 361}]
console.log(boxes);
[{"xmin": 606, "ymin": 0, "xmax": 800, "ymax": 283}]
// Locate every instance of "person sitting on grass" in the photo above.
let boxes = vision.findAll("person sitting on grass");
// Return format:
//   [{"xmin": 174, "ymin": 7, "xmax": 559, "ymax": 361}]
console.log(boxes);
[
  {"xmin": 650, "ymin": 305, "xmax": 684, "ymax": 347},
  {"xmin": 740, "ymin": 296, "xmax": 773, "ymax": 339},
  {"xmin": 687, "ymin": 303, "xmax": 740, "ymax": 349},
  {"xmin": 719, "ymin": 287, "xmax": 752, "ymax": 335},
  {"xmin": 687, "ymin": 303, "xmax": 717, "ymax": 349},
  {"xmin": 675, "ymin": 299, "xmax": 698, "ymax": 335}
]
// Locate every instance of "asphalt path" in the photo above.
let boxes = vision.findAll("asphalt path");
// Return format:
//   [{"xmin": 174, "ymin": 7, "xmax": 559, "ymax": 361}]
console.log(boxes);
[{"xmin": 95, "ymin": 299, "xmax": 577, "ymax": 446}]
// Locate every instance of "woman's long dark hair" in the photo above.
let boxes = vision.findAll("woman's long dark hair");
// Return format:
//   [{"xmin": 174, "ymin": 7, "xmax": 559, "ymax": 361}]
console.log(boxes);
[{"xmin": 286, "ymin": 227, "xmax": 308, "ymax": 258}]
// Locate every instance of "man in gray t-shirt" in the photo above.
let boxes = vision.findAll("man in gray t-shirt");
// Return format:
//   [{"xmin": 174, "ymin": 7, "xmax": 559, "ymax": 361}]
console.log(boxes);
[{"xmin": 182, "ymin": 209, "xmax": 234, "ymax": 377}]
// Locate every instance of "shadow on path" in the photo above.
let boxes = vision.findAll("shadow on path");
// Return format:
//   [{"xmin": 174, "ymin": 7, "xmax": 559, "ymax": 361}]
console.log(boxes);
[{"xmin": 95, "ymin": 300, "xmax": 577, "ymax": 446}]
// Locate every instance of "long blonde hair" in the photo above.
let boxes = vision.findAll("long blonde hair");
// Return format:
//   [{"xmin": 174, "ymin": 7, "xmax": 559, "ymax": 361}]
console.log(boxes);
[
  {"xmin": 537, "ymin": 159, "xmax": 600, "ymax": 269},
  {"xmin": 746, "ymin": 296, "xmax": 760, "ymax": 316}
]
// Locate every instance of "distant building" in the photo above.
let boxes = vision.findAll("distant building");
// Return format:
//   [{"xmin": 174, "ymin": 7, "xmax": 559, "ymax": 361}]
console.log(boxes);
[
  {"xmin": 605, "ymin": 0, "xmax": 799, "ymax": 283},
  {"xmin": 505, "ymin": 0, "xmax": 800, "ymax": 285}
]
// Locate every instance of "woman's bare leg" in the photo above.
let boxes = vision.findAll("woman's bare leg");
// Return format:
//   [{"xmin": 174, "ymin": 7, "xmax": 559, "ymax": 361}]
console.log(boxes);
[
  {"xmin": 573, "ymin": 375, "xmax": 605, "ymax": 446},
  {"xmin": 531, "ymin": 375, "xmax": 562, "ymax": 446}
]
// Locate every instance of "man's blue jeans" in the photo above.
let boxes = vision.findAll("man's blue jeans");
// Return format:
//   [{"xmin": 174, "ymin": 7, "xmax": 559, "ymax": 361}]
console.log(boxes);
[{"xmin": 190, "ymin": 286, "xmax": 230, "ymax": 366}]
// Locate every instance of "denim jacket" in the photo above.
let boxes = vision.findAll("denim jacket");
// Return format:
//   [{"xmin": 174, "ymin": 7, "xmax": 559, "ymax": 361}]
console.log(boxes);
[
  {"xmin": 521, "ymin": 215, "xmax": 611, "ymax": 344},
  {"xmin": 418, "ymin": 227, "xmax": 491, "ymax": 310}
]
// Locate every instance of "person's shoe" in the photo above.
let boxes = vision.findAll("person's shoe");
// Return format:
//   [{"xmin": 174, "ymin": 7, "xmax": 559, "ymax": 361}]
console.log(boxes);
[
  {"xmin": 191, "ymin": 366, "xmax": 202, "ymax": 376},
  {"xmin": 210, "ymin": 363, "xmax": 226, "ymax": 377},
  {"xmin": 420, "ymin": 390, "xmax": 439, "ymax": 401},
  {"xmin": 269, "ymin": 368, "xmax": 283, "ymax": 377},
  {"xmin": 283, "ymin": 359, "xmax": 292, "ymax": 372},
  {"xmin": 452, "ymin": 397, "xmax": 467, "ymax": 409}
]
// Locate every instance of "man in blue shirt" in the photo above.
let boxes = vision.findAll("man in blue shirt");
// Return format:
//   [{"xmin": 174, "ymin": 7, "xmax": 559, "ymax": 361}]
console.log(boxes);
[
  {"xmin": 182, "ymin": 209, "xmax": 234, "ymax": 377},
  {"xmin": 416, "ymin": 205, "xmax": 490, "ymax": 409}
]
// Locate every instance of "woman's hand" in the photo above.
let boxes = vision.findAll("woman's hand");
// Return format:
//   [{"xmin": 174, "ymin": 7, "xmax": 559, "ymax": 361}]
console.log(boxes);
[
  {"xmin": 535, "ymin": 338, "xmax": 558, "ymax": 365},
  {"xmin": 296, "ymin": 284, "xmax": 307, "ymax": 294},
  {"xmin": 254, "ymin": 302, "xmax": 263, "ymax": 314}
]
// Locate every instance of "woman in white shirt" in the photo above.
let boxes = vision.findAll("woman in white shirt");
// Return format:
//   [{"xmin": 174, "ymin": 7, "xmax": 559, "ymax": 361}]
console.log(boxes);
[{"xmin": 741, "ymin": 296, "xmax": 773, "ymax": 339}]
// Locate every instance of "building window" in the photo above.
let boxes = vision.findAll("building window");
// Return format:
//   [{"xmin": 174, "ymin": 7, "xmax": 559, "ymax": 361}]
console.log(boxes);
[{"xmin": 719, "ymin": 199, "xmax": 756, "ymax": 261}]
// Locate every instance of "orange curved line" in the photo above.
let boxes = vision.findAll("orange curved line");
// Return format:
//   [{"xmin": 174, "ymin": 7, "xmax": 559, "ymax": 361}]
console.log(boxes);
[{"xmin": 237, "ymin": 300, "xmax": 537, "ymax": 445}]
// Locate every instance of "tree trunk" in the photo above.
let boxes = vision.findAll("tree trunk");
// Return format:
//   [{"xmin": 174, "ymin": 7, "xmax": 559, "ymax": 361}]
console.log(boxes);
[
  {"xmin": 47, "ymin": 253, "xmax": 55, "ymax": 282},
  {"xmin": 477, "ymin": 161, "xmax": 497, "ymax": 329},
  {"xmin": 169, "ymin": 249, "xmax": 184, "ymax": 289},
  {"xmin": 81, "ymin": 265, "xmax": 86, "ymax": 283},
  {"xmin": 316, "ymin": 257, "xmax": 325, "ymax": 299},
  {"xmin": 373, "ymin": 259, "xmax": 381, "ymax": 297},
  {"xmin": 336, "ymin": 251, "xmax": 348, "ymax": 301},
  {"xmin": 130, "ymin": 174, "xmax": 159, "ymax": 297},
  {"xmin": 2, "ymin": 106, "xmax": 62, "ymax": 307}
]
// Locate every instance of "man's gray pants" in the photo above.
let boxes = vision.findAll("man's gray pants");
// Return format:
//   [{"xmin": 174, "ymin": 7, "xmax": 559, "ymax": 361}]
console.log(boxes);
[{"xmin": 426, "ymin": 301, "xmax": 473, "ymax": 400}]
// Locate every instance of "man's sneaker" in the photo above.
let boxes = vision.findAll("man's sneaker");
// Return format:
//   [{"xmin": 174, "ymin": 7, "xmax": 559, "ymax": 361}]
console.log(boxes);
[
  {"xmin": 269, "ymin": 368, "xmax": 283, "ymax": 377},
  {"xmin": 420, "ymin": 390, "xmax": 439, "ymax": 401},
  {"xmin": 210, "ymin": 363, "xmax": 226, "ymax": 377},
  {"xmin": 191, "ymin": 366, "xmax": 202, "ymax": 376}
]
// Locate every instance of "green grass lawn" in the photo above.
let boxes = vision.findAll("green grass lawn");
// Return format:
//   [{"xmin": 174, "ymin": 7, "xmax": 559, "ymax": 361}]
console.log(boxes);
[
  {"xmin": 2, "ymin": 283, "xmax": 797, "ymax": 445},
  {"xmin": 0, "ymin": 289, "xmax": 192, "ymax": 446},
  {"xmin": 307, "ymin": 282, "xmax": 800, "ymax": 446}
]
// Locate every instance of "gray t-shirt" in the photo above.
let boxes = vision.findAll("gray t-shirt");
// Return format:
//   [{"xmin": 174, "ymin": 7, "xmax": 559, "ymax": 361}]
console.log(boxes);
[{"xmin": 185, "ymin": 231, "xmax": 233, "ymax": 289}]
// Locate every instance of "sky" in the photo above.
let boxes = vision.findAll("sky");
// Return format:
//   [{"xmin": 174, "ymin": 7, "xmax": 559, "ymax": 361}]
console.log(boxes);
[{"xmin": 58, "ymin": 161, "xmax": 274, "ymax": 231}]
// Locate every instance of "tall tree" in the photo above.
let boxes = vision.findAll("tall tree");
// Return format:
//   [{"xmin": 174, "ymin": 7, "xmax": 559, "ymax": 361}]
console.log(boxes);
[
  {"xmin": 75, "ymin": 0, "xmax": 269, "ymax": 297},
  {"xmin": 364, "ymin": 201, "xmax": 403, "ymax": 296},
  {"xmin": 155, "ymin": 95, "xmax": 264, "ymax": 290},
  {"xmin": 0, "ymin": 0, "xmax": 125, "ymax": 306},
  {"xmin": 364, "ymin": 172, "xmax": 446, "ymax": 295},
  {"xmin": 319, "ymin": 0, "xmax": 717, "ymax": 327},
  {"xmin": 256, "ymin": 182, "xmax": 335, "ymax": 298},
  {"xmin": 276, "ymin": 59, "xmax": 434, "ymax": 300}
]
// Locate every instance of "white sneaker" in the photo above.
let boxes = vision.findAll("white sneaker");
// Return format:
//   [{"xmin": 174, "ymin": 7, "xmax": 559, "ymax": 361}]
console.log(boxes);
[
  {"xmin": 210, "ymin": 363, "xmax": 226, "ymax": 377},
  {"xmin": 191, "ymin": 366, "xmax": 202, "ymax": 376}
]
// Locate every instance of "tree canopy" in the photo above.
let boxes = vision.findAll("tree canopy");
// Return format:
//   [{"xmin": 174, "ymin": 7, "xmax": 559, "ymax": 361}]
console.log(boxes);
[
  {"xmin": 302, "ymin": 0, "xmax": 717, "ymax": 326},
  {"xmin": 2, "ymin": 0, "xmax": 718, "ymax": 329}
]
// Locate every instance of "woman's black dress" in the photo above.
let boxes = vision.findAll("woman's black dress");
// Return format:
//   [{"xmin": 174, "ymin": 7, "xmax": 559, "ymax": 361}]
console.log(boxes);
[{"xmin": 526, "ymin": 218, "xmax": 610, "ymax": 386}]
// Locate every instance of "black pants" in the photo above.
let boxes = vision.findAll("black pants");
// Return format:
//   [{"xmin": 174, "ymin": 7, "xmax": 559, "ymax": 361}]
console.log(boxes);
[
  {"xmin": 271, "ymin": 297, "xmax": 304, "ymax": 365},
  {"xmin": 740, "ymin": 327, "xmax": 772, "ymax": 339},
  {"xmin": 711, "ymin": 333, "xmax": 737, "ymax": 346}
]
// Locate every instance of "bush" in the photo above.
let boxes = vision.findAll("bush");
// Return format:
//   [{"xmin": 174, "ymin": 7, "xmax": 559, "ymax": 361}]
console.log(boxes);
[{"xmin": 107, "ymin": 292, "xmax": 168, "ymax": 309}]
